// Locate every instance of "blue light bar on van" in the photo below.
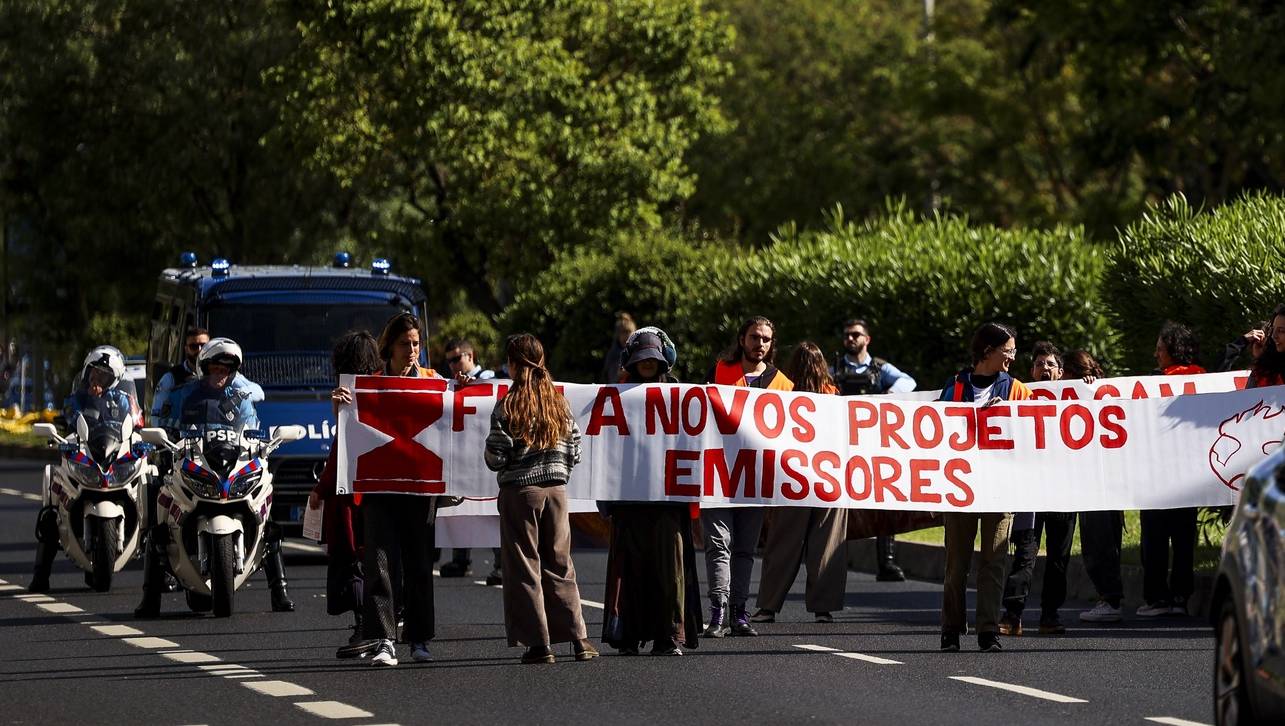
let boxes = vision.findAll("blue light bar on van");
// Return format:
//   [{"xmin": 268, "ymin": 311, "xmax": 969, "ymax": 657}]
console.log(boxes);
[
  {"xmin": 179, "ymin": 251, "xmax": 199, "ymax": 268},
  {"xmin": 211, "ymin": 258, "xmax": 231, "ymax": 278},
  {"xmin": 333, "ymin": 251, "xmax": 352, "ymax": 269},
  {"xmin": 371, "ymin": 258, "xmax": 391, "ymax": 276}
]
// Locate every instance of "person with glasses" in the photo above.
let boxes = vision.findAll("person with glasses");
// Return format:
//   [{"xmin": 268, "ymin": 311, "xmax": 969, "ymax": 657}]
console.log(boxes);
[
  {"xmin": 997, "ymin": 341, "xmax": 1077, "ymax": 637},
  {"xmin": 938, "ymin": 322, "xmax": 1032, "ymax": 653},
  {"xmin": 829, "ymin": 318, "xmax": 917, "ymax": 583},
  {"xmin": 438, "ymin": 339, "xmax": 501, "ymax": 584}
]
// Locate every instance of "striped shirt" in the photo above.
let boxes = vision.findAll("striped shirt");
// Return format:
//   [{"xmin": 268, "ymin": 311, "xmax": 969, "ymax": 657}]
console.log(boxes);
[{"xmin": 484, "ymin": 408, "xmax": 582, "ymax": 487}]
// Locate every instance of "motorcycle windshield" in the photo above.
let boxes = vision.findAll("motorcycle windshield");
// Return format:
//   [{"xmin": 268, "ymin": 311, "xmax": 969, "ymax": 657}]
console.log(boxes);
[{"xmin": 76, "ymin": 399, "xmax": 126, "ymax": 466}]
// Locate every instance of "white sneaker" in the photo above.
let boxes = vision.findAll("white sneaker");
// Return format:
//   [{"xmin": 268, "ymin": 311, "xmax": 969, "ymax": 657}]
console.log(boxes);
[
  {"xmin": 411, "ymin": 641, "xmax": 433, "ymax": 662},
  {"xmin": 1136, "ymin": 601, "xmax": 1171, "ymax": 618},
  {"xmin": 1078, "ymin": 601, "xmax": 1123, "ymax": 623},
  {"xmin": 371, "ymin": 639, "xmax": 398, "ymax": 666}
]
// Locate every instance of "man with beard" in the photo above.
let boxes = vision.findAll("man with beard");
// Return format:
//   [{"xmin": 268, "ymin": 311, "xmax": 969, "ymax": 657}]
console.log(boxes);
[
  {"xmin": 829, "ymin": 318, "xmax": 916, "ymax": 582},
  {"xmin": 997, "ymin": 341, "xmax": 1077, "ymax": 636},
  {"xmin": 701, "ymin": 316, "xmax": 793, "ymax": 638}
]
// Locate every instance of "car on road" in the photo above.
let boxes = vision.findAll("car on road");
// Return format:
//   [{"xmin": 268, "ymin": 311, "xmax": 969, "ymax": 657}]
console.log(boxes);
[{"xmin": 1210, "ymin": 444, "xmax": 1285, "ymax": 725}]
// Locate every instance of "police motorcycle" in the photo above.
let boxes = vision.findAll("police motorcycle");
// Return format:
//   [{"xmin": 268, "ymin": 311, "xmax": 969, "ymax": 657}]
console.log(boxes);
[
  {"xmin": 30, "ymin": 404, "xmax": 151, "ymax": 592},
  {"xmin": 139, "ymin": 419, "xmax": 304, "ymax": 617}
]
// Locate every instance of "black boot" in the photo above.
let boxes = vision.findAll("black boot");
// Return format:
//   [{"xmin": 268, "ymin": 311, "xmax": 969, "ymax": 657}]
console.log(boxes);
[
  {"xmin": 134, "ymin": 527, "xmax": 167, "ymax": 618},
  {"xmin": 29, "ymin": 507, "xmax": 59, "ymax": 593},
  {"xmin": 263, "ymin": 538, "xmax": 295, "ymax": 612},
  {"xmin": 439, "ymin": 548, "xmax": 471, "ymax": 577},
  {"xmin": 876, "ymin": 536, "xmax": 906, "ymax": 582}
]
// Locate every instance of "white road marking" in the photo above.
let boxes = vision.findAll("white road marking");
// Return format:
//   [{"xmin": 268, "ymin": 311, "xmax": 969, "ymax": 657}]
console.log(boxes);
[
  {"xmin": 124, "ymin": 636, "xmax": 181, "ymax": 649},
  {"xmin": 580, "ymin": 599, "xmax": 604, "ymax": 609},
  {"xmin": 0, "ymin": 584, "xmax": 23, "ymax": 591},
  {"xmin": 17, "ymin": 594, "xmax": 54, "ymax": 602},
  {"xmin": 37, "ymin": 602, "xmax": 83, "ymax": 614},
  {"xmin": 792, "ymin": 643, "xmax": 902, "ymax": 665},
  {"xmin": 224, "ymin": 673, "xmax": 265, "ymax": 679},
  {"xmin": 92, "ymin": 624, "xmax": 143, "ymax": 637},
  {"xmin": 0, "ymin": 487, "xmax": 23, "ymax": 496},
  {"xmin": 242, "ymin": 680, "xmax": 314, "ymax": 697},
  {"xmin": 472, "ymin": 580, "xmax": 489, "ymax": 586},
  {"xmin": 281, "ymin": 541, "xmax": 325, "ymax": 554},
  {"xmin": 22, "ymin": 493, "xmax": 41, "ymax": 502},
  {"xmin": 950, "ymin": 676, "xmax": 1088, "ymax": 704},
  {"xmin": 1145, "ymin": 718, "xmax": 1212, "ymax": 726},
  {"xmin": 294, "ymin": 701, "xmax": 374, "ymax": 719},
  {"xmin": 162, "ymin": 650, "xmax": 222, "ymax": 664},
  {"xmin": 199, "ymin": 664, "xmax": 255, "ymax": 674}
]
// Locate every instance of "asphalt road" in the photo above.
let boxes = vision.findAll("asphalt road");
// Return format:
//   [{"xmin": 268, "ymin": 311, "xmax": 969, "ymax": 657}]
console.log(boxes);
[{"xmin": 0, "ymin": 458, "xmax": 1216, "ymax": 726}]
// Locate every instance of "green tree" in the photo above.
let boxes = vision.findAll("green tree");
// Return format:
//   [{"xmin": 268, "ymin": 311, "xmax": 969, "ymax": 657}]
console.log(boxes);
[{"xmin": 272, "ymin": 0, "xmax": 732, "ymax": 315}]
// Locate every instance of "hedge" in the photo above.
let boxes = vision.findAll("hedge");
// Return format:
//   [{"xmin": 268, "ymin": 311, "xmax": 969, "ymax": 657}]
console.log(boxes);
[
  {"xmin": 499, "ymin": 204, "xmax": 1119, "ymax": 386},
  {"xmin": 1104, "ymin": 192, "xmax": 1285, "ymax": 374}
]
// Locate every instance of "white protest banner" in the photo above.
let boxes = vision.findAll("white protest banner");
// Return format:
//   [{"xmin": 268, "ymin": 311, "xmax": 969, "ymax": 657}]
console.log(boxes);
[
  {"xmin": 336, "ymin": 374, "xmax": 1285, "ymax": 512},
  {"xmin": 887, "ymin": 369, "xmax": 1248, "ymax": 402}
]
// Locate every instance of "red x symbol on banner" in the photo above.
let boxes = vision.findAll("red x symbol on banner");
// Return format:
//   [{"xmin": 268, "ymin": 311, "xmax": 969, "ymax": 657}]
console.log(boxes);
[{"xmin": 353, "ymin": 375, "xmax": 446, "ymax": 494}]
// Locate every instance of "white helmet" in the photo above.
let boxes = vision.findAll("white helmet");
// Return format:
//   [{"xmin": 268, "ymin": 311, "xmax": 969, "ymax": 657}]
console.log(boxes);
[
  {"xmin": 82, "ymin": 345, "xmax": 126, "ymax": 389},
  {"xmin": 198, "ymin": 337, "xmax": 244, "ymax": 375}
]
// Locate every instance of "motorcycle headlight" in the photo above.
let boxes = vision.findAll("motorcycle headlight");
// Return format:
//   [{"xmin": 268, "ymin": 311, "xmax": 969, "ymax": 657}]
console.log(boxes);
[
  {"xmin": 229, "ymin": 470, "xmax": 263, "ymax": 497},
  {"xmin": 179, "ymin": 461, "xmax": 222, "ymax": 499},
  {"xmin": 111, "ymin": 456, "xmax": 143, "ymax": 485},
  {"xmin": 68, "ymin": 453, "xmax": 105, "ymax": 488}
]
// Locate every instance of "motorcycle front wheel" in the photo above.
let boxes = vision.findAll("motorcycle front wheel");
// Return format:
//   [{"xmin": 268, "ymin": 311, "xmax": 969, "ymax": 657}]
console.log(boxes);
[
  {"xmin": 89, "ymin": 518, "xmax": 120, "ymax": 592},
  {"xmin": 209, "ymin": 532, "xmax": 236, "ymax": 617}
]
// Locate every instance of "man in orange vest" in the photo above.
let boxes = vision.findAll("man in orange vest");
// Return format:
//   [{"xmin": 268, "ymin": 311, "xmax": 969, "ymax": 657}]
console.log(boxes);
[{"xmin": 700, "ymin": 316, "xmax": 793, "ymax": 638}]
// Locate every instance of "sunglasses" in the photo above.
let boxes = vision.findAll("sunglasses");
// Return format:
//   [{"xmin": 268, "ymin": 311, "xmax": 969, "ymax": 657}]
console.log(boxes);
[{"xmin": 446, "ymin": 354, "xmax": 464, "ymax": 365}]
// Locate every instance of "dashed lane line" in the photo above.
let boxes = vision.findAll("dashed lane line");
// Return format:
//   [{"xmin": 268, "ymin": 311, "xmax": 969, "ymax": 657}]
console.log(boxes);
[
  {"xmin": 792, "ymin": 643, "xmax": 903, "ymax": 665},
  {"xmin": 949, "ymin": 676, "xmax": 1088, "ymax": 704},
  {"xmin": 0, "ymin": 584, "xmax": 23, "ymax": 592},
  {"xmin": 243, "ymin": 680, "xmax": 316, "ymax": 698},
  {"xmin": 281, "ymin": 541, "xmax": 325, "ymax": 554},
  {"xmin": 1145, "ymin": 718, "xmax": 1212, "ymax": 726},
  {"xmin": 580, "ymin": 599, "xmax": 605, "ymax": 610},
  {"xmin": 295, "ymin": 701, "xmax": 374, "ymax": 719},
  {"xmin": 0, "ymin": 487, "xmax": 43, "ymax": 502},
  {"xmin": 123, "ymin": 636, "xmax": 181, "ymax": 649},
  {"xmin": 2, "ymin": 586, "xmax": 386, "ymax": 719}
]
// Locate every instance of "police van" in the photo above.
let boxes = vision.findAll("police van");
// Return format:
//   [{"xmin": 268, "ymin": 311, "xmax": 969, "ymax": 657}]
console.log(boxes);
[{"xmin": 147, "ymin": 252, "xmax": 429, "ymax": 530}]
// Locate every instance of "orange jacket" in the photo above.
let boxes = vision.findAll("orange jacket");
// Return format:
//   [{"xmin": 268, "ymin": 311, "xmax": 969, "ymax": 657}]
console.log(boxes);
[{"xmin": 709, "ymin": 360, "xmax": 794, "ymax": 390}]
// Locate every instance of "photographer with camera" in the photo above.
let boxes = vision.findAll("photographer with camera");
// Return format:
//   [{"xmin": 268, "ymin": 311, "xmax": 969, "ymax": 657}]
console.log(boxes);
[{"xmin": 831, "ymin": 318, "xmax": 916, "ymax": 581}]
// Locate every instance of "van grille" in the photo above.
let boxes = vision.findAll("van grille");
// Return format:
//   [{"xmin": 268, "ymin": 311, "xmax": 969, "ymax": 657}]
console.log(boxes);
[{"xmin": 241, "ymin": 353, "xmax": 333, "ymax": 387}]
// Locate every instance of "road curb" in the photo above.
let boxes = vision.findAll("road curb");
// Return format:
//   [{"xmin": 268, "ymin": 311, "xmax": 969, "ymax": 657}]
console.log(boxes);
[{"xmin": 847, "ymin": 539, "xmax": 1215, "ymax": 618}]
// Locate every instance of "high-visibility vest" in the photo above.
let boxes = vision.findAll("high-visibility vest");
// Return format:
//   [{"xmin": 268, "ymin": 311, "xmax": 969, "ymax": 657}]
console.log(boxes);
[{"xmin": 708, "ymin": 360, "xmax": 794, "ymax": 391}]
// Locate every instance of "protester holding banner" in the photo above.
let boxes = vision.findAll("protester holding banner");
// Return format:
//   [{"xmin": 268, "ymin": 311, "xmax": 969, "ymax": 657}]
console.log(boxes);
[
  {"xmin": 310, "ymin": 331, "xmax": 378, "ymax": 657},
  {"xmin": 485, "ymin": 333, "xmax": 598, "ymax": 664},
  {"xmin": 600, "ymin": 328, "xmax": 701, "ymax": 656},
  {"xmin": 360, "ymin": 313, "xmax": 442, "ymax": 666},
  {"xmin": 1247, "ymin": 305, "xmax": 1285, "ymax": 388},
  {"xmin": 1064, "ymin": 350, "xmax": 1127, "ymax": 624},
  {"xmin": 831, "ymin": 318, "xmax": 915, "ymax": 582},
  {"xmin": 700, "ymin": 316, "xmax": 794, "ymax": 638},
  {"xmin": 999, "ymin": 341, "xmax": 1076, "ymax": 636},
  {"xmin": 939, "ymin": 322, "xmax": 1032, "ymax": 653},
  {"xmin": 1138, "ymin": 322, "xmax": 1205, "ymax": 617},
  {"xmin": 753, "ymin": 342, "xmax": 848, "ymax": 624}
]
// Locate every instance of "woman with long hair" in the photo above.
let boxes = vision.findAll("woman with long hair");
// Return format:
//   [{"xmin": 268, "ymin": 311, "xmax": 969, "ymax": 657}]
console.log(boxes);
[
  {"xmin": 357, "ymin": 313, "xmax": 442, "ymax": 667},
  {"xmin": 1248, "ymin": 304, "xmax": 1285, "ymax": 388},
  {"xmin": 751, "ymin": 342, "xmax": 848, "ymax": 624},
  {"xmin": 486, "ymin": 333, "xmax": 597, "ymax": 664},
  {"xmin": 938, "ymin": 322, "xmax": 1032, "ymax": 653}
]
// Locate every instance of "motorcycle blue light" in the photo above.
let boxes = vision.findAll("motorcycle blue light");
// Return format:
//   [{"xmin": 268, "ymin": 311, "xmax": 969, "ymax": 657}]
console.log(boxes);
[
  {"xmin": 333, "ymin": 251, "xmax": 352, "ymax": 268},
  {"xmin": 179, "ymin": 251, "xmax": 199, "ymax": 268},
  {"xmin": 211, "ymin": 258, "xmax": 231, "ymax": 278},
  {"xmin": 371, "ymin": 257, "xmax": 391, "ymax": 276}
]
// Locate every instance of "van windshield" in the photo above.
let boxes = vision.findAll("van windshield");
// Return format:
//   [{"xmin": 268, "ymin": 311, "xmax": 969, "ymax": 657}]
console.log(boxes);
[{"xmin": 207, "ymin": 303, "xmax": 407, "ymax": 387}]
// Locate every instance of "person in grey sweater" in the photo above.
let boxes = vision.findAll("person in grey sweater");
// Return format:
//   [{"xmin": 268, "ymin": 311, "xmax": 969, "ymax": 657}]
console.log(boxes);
[{"xmin": 485, "ymin": 333, "xmax": 597, "ymax": 665}]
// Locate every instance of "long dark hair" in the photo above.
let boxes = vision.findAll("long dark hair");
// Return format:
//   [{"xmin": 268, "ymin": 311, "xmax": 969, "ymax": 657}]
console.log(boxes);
[
  {"xmin": 720, "ymin": 315, "xmax": 777, "ymax": 364},
  {"xmin": 501, "ymin": 333, "xmax": 571, "ymax": 450},
  {"xmin": 785, "ymin": 341, "xmax": 833, "ymax": 394},
  {"xmin": 1063, "ymin": 349, "xmax": 1105, "ymax": 379},
  {"xmin": 1251, "ymin": 305, "xmax": 1285, "ymax": 384},
  {"xmin": 377, "ymin": 312, "xmax": 421, "ymax": 363},
  {"xmin": 1158, "ymin": 321, "xmax": 1199, "ymax": 366},
  {"xmin": 333, "ymin": 331, "xmax": 381, "ymax": 377},
  {"xmin": 970, "ymin": 322, "xmax": 1016, "ymax": 365}
]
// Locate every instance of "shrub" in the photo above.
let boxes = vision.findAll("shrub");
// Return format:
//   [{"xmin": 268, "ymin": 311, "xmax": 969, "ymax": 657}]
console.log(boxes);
[{"xmin": 1104, "ymin": 193, "xmax": 1285, "ymax": 373}]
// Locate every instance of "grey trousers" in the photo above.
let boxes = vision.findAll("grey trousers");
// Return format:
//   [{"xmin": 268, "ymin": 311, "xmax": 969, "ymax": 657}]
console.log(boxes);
[
  {"xmin": 498, "ymin": 483, "xmax": 588, "ymax": 647},
  {"xmin": 756, "ymin": 506, "xmax": 849, "ymax": 614},
  {"xmin": 942, "ymin": 512, "xmax": 1013, "ymax": 636},
  {"xmin": 700, "ymin": 507, "xmax": 766, "ymax": 608}
]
